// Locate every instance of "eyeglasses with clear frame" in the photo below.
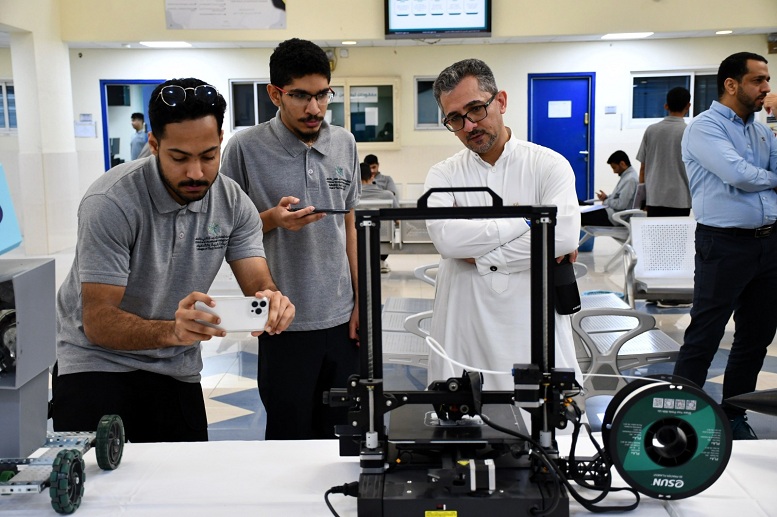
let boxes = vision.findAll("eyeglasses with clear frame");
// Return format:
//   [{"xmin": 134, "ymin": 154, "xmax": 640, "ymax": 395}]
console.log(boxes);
[
  {"xmin": 272, "ymin": 85, "xmax": 335, "ymax": 106},
  {"xmin": 157, "ymin": 85, "xmax": 220, "ymax": 107},
  {"xmin": 442, "ymin": 92, "xmax": 498, "ymax": 132}
]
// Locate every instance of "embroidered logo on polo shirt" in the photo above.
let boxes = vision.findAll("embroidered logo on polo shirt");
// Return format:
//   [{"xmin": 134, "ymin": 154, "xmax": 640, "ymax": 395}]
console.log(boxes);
[
  {"xmin": 195, "ymin": 222, "xmax": 229, "ymax": 251},
  {"xmin": 326, "ymin": 166, "xmax": 352, "ymax": 190}
]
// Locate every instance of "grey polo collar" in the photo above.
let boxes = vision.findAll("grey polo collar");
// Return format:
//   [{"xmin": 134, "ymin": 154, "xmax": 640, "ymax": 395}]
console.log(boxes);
[{"xmin": 270, "ymin": 111, "xmax": 332, "ymax": 158}]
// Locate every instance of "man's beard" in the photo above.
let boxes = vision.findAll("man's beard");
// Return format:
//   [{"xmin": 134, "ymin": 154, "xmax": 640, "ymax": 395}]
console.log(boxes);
[
  {"xmin": 157, "ymin": 157, "xmax": 211, "ymax": 204},
  {"xmin": 737, "ymin": 85, "xmax": 765, "ymax": 114},
  {"xmin": 293, "ymin": 115, "xmax": 324, "ymax": 144},
  {"xmin": 465, "ymin": 129, "xmax": 497, "ymax": 155}
]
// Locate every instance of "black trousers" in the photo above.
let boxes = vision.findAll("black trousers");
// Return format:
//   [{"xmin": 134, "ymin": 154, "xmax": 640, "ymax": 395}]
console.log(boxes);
[
  {"xmin": 580, "ymin": 208, "xmax": 613, "ymax": 226},
  {"xmin": 52, "ymin": 366, "xmax": 208, "ymax": 443},
  {"xmin": 673, "ymin": 226, "xmax": 777, "ymax": 418},
  {"xmin": 258, "ymin": 322, "xmax": 359, "ymax": 440},
  {"xmin": 646, "ymin": 206, "xmax": 691, "ymax": 217}
]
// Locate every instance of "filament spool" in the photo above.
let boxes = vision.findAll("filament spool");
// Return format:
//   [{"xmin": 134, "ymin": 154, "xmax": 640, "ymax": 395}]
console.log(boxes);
[{"xmin": 602, "ymin": 376, "xmax": 732, "ymax": 499}]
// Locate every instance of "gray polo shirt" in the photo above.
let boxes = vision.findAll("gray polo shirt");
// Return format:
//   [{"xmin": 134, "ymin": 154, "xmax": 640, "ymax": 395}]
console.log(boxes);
[
  {"xmin": 361, "ymin": 183, "xmax": 398, "ymax": 208},
  {"xmin": 636, "ymin": 116, "xmax": 691, "ymax": 209},
  {"xmin": 373, "ymin": 173, "xmax": 398, "ymax": 198},
  {"xmin": 221, "ymin": 113, "xmax": 360, "ymax": 331},
  {"xmin": 56, "ymin": 156, "xmax": 265, "ymax": 382}
]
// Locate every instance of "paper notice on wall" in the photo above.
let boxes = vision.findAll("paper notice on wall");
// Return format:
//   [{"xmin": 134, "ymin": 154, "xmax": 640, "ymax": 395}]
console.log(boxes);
[
  {"xmin": 349, "ymin": 87, "xmax": 379, "ymax": 104},
  {"xmin": 365, "ymin": 107, "xmax": 379, "ymax": 127},
  {"xmin": 74, "ymin": 122, "xmax": 96, "ymax": 138},
  {"xmin": 548, "ymin": 100, "xmax": 572, "ymax": 119},
  {"xmin": 165, "ymin": 0, "xmax": 286, "ymax": 30}
]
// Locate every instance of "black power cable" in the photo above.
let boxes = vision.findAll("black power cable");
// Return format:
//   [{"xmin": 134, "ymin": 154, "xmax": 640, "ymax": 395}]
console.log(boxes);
[
  {"xmin": 480, "ymin": 400, "xmax": 641, "ymax": 514},
  {"xmin": 325, "ymin": 481, "xmax": 359, "ymax": 517}
]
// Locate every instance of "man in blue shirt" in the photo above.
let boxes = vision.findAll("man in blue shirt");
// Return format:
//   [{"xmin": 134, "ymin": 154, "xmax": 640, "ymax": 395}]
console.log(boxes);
[
  {"xmin": 130, "ymin": 112, "xmax": 147, "ymax": 160},
  {"xmin": 673, "ymin": 51, "xmax": 777, "ymax": 440}
]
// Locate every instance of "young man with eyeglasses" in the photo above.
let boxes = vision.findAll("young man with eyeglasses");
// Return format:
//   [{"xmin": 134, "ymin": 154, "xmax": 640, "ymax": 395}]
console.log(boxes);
[
  {"xmin": 220, "ymin": 38, "xmax": 361, "ymax": 440},
  {"xmin": 423, "ymin": 58, "xmax": 582, "ymax": 393},
  {"xmin": 52, "ymin": 78, "xmax": 295, "ymax": 443}
]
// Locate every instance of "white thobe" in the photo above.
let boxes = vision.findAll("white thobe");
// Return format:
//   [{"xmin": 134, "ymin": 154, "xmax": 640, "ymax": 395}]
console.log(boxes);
[{"xmin": 424, "ymin": 135, "xmax": 582, "ymax": 392}]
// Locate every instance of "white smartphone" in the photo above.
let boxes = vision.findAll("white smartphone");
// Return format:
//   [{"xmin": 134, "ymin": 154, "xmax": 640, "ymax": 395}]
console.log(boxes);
[{"xmin": 194, "ymin": 296, "xmax": 270, "ymax": 333}]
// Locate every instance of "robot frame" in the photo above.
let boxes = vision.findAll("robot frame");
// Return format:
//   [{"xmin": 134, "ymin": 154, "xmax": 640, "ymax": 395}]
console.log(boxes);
[
  {"xmin": 0, "ymin": 414, "xmax": 126, "ymax": 514},
  {"xmin": 0, "ymin": 258, "xmax": 126, "ymax": 514}
]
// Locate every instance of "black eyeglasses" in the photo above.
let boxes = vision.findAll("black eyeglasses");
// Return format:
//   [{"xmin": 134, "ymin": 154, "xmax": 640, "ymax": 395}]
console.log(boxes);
[
  {"xmin": 442, "ymin": 92, "xmax": 498, "ymax": 132},
  {"xmin": 272, "ymin": 85, "xmax": 335, "ymax": 106},
  {"xmin": 157, "ymin": 85, "xmax": 219, "ymax": 107}
]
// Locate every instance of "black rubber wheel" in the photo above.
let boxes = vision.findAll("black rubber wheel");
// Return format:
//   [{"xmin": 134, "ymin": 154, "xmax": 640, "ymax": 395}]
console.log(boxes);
[
  {"xmin": 0, "ymin": 310, "xmax": 16, "ymax": 374},
  {"xmin": 95, "ymin": 414, "xmax": 125, "ymax": 470},
  {"xmin": 49, "ymin": 449, "xmax": 85, "ymax": 514}
]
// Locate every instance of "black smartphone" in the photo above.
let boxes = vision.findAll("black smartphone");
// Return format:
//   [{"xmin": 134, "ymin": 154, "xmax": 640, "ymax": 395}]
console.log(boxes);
[{"xmin": 288, "ymin": 207, "xmax": 350, "ymax": 214}]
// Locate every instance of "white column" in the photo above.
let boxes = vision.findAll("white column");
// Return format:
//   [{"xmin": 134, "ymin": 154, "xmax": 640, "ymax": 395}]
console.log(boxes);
[{"xmin": 8, "ymin": 20, "xmax": 79, "ymax": 254}]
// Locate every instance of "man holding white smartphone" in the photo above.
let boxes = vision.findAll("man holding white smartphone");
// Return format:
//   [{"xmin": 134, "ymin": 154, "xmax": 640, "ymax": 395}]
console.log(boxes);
[{"xmin": 51, "ymin": 78, "xmax": 295, "ymax": 443}]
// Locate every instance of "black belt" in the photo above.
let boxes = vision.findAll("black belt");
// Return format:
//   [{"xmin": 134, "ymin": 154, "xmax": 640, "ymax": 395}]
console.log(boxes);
[{"xmin": 697, "ymin": 222, "xmax": 777, "ymax": 238}]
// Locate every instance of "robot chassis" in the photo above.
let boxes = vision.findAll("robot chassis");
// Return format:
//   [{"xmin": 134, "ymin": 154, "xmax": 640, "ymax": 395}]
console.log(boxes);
[
  {"xmin": 0, "ymin": 414, "xmax": 126, "ymax": 514},
  {"xmin": 0, "ymin": 259, "xmax": 126, "ymax": 514}
]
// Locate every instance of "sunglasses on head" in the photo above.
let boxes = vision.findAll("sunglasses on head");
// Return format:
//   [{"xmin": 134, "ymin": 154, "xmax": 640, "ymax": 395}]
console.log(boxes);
[{"xmin": 157, "ymin": 84, "xmax": 219, "ymax": 107}]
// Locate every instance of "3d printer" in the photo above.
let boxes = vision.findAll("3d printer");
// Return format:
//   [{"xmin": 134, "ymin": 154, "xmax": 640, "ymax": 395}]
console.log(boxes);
[{"xmin": 326, "ymin": 190, "xmax": 732, "ymax": 516}]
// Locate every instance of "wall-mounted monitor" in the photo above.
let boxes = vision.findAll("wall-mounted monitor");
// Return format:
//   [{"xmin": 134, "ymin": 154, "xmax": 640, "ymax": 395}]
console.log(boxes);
[
  {"xmin": 106, "ymin": 85, "xmax": 131, "ymax": 106},
  {"xmin": 385, "ymin": 0, "xmax": 491, "ymax": 40}
]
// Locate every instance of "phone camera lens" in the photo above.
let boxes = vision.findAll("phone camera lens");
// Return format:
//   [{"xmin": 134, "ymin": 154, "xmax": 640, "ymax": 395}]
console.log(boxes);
[
  {"xmin": 251, "ymin": 301, "xmax": 259, "ymax": 308},
  {"xmin": 259, "ymin": 300, "xmax": 267, "ymax": 307}
]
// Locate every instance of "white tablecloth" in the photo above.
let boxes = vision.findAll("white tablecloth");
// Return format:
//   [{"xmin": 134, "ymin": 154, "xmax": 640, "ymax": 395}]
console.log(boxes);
[{"xmin": 0, "ymin": 438, "xmax": 774, "ymax": 516}]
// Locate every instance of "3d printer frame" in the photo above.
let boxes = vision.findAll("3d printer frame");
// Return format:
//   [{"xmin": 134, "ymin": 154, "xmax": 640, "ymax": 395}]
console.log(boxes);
[
  {"xmin": 331, "ymin": 188, "xmax": 575, "ymax": 516},
  {"xmin": 348, "ymin": 188, "xmax": 559, "ymax": 435}
]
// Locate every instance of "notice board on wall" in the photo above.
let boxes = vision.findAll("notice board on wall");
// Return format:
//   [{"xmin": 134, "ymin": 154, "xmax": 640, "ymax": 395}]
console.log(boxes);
[{"xmin": 165, "ymin": 0, "xmax": 286, "ymax": 30}]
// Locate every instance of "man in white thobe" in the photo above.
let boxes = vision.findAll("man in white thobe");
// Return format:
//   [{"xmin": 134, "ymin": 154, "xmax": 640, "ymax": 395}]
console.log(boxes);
[{"xmin": 424, "ymin": 58, "xmax": 582, "ymax": 392}]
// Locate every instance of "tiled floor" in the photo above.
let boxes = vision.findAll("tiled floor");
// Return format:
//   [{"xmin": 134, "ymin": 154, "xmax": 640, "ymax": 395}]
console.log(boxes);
[{"xmin": 8, "ymin": 234, "xmax": 777, "ymax": 440}]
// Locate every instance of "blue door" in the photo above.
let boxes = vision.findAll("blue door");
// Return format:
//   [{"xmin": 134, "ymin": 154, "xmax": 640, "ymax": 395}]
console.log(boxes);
[
  {"xmin": 528, "ymin": 74, "xmax": 595, "ymax": 200},
  {"xmin": 100, "ymin": 79, "xmax": 165, "ymax": 171}
]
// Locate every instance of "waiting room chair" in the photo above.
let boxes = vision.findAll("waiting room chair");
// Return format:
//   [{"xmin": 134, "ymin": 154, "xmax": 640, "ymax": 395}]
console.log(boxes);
[
  {"xmin": 622, "ymin": 216, "xmax": 696, "ymax": 308},
  {"xmin": 571, "ymin": 307, "xmax": 681, "ymax": 398}
]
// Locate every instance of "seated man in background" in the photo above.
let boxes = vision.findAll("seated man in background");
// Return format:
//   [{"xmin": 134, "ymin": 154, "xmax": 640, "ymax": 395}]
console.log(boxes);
[
  {"xmin": 52, "ymin": 78, "xmax": 295, "ymax": 443},
  {"xmin": 364, "ymin": 153, "xmax": 398, "ymax": 198},
  {"xmin": 580, "ymin": 150, "xmax": 639, "ymax": 227},
  {"xmin": 359, "ymin": 162, "xmax": 398, "ymax": 209},
  {"xmin": 359, "ymin": 162, "xmax": 398, "ymax": 273}
]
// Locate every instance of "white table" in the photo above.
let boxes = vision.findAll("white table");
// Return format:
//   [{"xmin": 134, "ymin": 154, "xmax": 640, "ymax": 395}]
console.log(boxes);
[{"xmin": 0, "ymin": 438, "xmax": 774, "ymax": 516}]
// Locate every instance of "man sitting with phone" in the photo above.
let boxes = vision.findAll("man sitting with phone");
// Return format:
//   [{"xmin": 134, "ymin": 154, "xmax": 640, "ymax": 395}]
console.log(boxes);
[
  {"xmin": 51, "ymin": 78, "xmax": 295, "ymax": 443},
  {"xmin": 580, "ymin": 150, "xmax": 639, "ymax": 226}
]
